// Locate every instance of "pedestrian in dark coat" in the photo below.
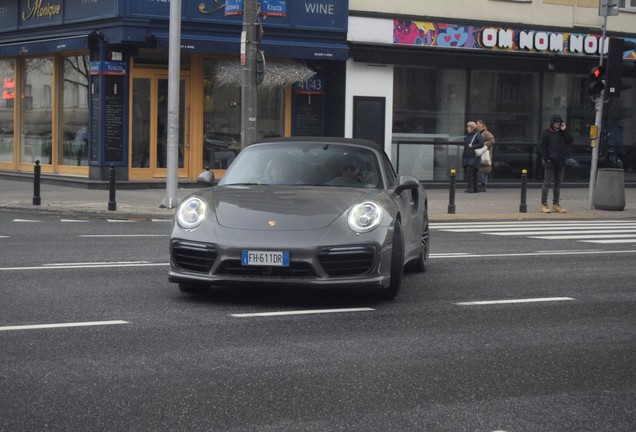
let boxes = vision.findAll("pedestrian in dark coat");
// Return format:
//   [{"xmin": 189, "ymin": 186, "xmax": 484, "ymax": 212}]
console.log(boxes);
[
  {"xmin": 462, "ymin": 121, "xmax": 485, "ymax": 193},
  {"xmin": 538, "ymin": 114, "xmax": 574, "ymax": 213}
]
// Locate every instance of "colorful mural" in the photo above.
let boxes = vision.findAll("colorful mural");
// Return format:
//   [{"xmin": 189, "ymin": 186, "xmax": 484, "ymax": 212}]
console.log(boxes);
[{"xmin": 394, "ymin": 20, "xmax": 636, "ymax": 59}]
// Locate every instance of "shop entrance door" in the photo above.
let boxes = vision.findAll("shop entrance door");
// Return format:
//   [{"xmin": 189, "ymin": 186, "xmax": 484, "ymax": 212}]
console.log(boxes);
[{"xmin": 130, "ymin": 73, "xmax": 190, "ymax": 179}]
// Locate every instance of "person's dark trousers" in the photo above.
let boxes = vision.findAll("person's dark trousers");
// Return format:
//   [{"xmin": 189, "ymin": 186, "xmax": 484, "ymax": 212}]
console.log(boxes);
[
  {"xmin": 465, "ymin": 166, "xmax": 479, "ymax": 192},
  {"xmin": 541, "ymin": 161, "xmax": 565, "ymax": 204}
]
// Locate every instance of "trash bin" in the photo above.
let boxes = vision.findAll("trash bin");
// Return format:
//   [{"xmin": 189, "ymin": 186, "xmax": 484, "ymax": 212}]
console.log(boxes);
[{"xmin": 593, "ymin": 168, "xmax": 625, "ymax": 211}]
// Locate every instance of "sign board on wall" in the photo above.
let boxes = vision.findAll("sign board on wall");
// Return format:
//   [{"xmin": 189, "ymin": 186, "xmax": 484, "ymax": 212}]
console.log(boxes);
[{"xmin": 394, "ymin": 20, "xmax": 636, "ymax": 59}]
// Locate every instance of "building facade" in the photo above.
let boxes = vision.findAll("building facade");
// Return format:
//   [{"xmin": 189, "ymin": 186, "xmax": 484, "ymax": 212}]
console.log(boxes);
[
  {"xmin": 0, "ymin": 0, "xmax": 349, "ymax": 182},
  {"xmin": 345, "ymin": 0, "xmax": 636, "ymax": 182}
]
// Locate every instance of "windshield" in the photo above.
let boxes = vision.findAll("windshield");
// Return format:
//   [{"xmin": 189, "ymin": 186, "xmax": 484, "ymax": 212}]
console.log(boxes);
[{"xmin": 219, "ymin": 142, "xmax": 383, "ymax": 188}]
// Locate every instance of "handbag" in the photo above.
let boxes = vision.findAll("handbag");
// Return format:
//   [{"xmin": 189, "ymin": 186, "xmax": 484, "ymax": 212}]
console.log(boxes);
[{"xmin": 476, "ymin": 146, "xmax": 491, "ymax": 166}]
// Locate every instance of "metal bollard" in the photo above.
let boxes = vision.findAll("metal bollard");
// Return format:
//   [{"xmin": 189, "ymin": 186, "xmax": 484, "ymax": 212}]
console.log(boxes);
[
  {"xmin": 519, "ymin": 169, "xmax": 528, "ymax": 213},
  {"xmin": 108, "ymin": 164, "xmax": 117, "ymax": 211},
  {"xmin": 33, "ymin": 160, "xmax": 41, "ymax": 206},
  {"xmin": 448, "ymin": 169, "xmax": 456, "ymax": 214}
]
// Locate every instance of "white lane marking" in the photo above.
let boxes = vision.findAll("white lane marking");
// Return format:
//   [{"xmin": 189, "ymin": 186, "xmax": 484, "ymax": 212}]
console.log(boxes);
[
  {"xmin": 455, "ymin": 297, "xmax": 575, "ymax": 306},
  {"xmin": 0, "ymin": 236, "xmax": 10, "ymax": 238},
  {"xmin": 106, "ymin": 219, "xmax": 137, "ymax": 223},
  {"xmin": 490, "ymin": 229, "xmax": 636, "ymax": 236},
  {"xmin": 12, "ymin": 219, "xmax": 41, "ymax": 223},
  {"xmin": 152, "ymin": 219, "xmax": 173, "ymax": 223},
  {"xmin": 232, "ymin": 307, "xmax": 375, "ymax": 318},
  {"xmin": 43, "ymin": 260, "xmax": 152, "ymax": 266},
  {"xmin": 60, "ymin": 219, "xmax": 90, "ymax": 223},
  {"xmin": 584, "ymin": 239, "xmax": 636, "ymax": 244},
  {"xmin": 431, "ymin": 220, "xmax": 633, "ymax": 228},
  {"xmin": 0, "ymin": 262, "xmax": 169, "ymax": 271},
  {"xmin": 441, "ymin": 225, "xmax": 636, "ymax": 233},
  {"xmin": 530, "ymin": 234, "xmax": 636, "ymax": 240},
  {"xmin": 79, "ymin": 234, "xmax": 167, "ymax": 238},
  {"xmin": 0, "ymin": 320, "xmax": 129, "ymax": 332},
  {"xmin": 430, "ymin": 250, "xmax": 636, "ymax": 259}
]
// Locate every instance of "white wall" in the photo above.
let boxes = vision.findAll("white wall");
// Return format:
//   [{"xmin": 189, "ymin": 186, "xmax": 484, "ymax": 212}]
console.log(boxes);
[{"xmin": 344, "ymin": 61, "xmax": 394, "ymax": 156}]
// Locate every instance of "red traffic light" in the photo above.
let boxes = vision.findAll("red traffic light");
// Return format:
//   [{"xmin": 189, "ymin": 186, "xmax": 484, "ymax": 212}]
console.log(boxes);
[{"xmin": 590, "ymin": 65, "xmax": 605, "ymax": 79}]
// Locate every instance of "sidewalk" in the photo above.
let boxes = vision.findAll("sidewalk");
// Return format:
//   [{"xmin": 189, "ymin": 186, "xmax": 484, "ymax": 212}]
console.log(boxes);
[{"xmin": 1, "ymin": 177, "xmax": 635, "ymax": 222}]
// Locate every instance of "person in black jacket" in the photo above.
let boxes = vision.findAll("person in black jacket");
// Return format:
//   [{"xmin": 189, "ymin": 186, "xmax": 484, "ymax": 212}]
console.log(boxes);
[
  {"xmin": 462, "ymin": 121, "xmax": 485, "ymax": 193},
  {"xmin": 538, "ymin": 114, "xmax": 574, "ymax": 213}
]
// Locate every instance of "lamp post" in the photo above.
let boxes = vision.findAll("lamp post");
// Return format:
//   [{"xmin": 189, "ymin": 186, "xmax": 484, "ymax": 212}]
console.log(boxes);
[{"xmin": 240, "ymin": 0, "xmax": 260, "ymax": 150}]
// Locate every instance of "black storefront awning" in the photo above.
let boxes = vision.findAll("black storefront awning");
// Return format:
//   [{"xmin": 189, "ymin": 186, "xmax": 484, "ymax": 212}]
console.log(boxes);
[
  {"xmin": 151, "ymin": 32, "xmax": 348, "ymax": 61},
  {"xmin": 0, "ymin": 34, "xmax": 91, "ymax": 57}
]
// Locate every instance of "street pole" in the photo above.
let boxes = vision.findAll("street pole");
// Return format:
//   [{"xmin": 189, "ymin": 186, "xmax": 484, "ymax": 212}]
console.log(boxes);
[
  {"xmin": 587, "ymin": 13, "xmax": 609, "ymax": 210},
  {"xmin": 161, "ymin": 0, "xmax": 181, "ymax": 209},
  {"xmin": 240, "ymin": 0, "xmax": 259, "ymax": 150}
]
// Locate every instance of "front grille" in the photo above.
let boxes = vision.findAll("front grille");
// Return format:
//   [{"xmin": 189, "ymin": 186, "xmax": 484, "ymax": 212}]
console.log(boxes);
[
  {"xmin": 218, "ymin": 260, "xmax": 316, "ymax": 277},
  {"xmin": 171, "ymin": 241, "xmax": 216, "ymax": 273},
  {"xmin": 318, "ymin": 246, "xmax": 375, "ymax": 277}
]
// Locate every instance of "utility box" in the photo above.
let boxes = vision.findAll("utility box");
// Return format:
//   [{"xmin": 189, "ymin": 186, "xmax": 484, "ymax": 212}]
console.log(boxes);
[{"xmin": 593, "ymin": 168, "xmax": 626, "ymax": 211}]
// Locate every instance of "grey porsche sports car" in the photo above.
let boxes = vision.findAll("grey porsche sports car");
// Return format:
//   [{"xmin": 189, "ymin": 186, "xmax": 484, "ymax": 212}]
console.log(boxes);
[{"xmin": 169, "ymin": 137, "xmax": 429, "ymax": 300}]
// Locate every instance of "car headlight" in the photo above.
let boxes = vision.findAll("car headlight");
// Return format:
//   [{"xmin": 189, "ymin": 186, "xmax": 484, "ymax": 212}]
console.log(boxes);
[
  {"xmin": 348, "ymin": 201, "xmax": 382, "ymax": 233},
  {"xmin": 177, "ymin": 197, "xmax": 208, "ymax": 229}
]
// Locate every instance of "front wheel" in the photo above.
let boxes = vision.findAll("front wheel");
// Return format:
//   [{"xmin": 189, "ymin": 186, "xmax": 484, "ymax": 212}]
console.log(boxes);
[
  {"xmin": 379, "ymin": 220, "xmax": 404, "ymax": 301},
  {"xmin": 406, "ymin": 216, "xmax": 430, "ymax": 273}
]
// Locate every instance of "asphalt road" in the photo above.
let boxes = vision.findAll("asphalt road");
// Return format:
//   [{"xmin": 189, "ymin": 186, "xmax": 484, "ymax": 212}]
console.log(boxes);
[{"xmin": 1, "ymin": 210, "xmax": 635, "ymax": 431}]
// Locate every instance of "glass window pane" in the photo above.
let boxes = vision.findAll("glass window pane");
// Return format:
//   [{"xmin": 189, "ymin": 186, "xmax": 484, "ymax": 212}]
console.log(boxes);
[
  {"xmin": 60, "ymin": 55, "xmax": 90, "ymax": 166},
  {"xmin": 470, "ymin": 70, "xmax": 540, "ymax": 142},
  {"xmin": 470, "ymin": 70, "xmax": 540, "ymax": 180},
  {"xmin": 22, "ymin": 57, "xmax": 53, "ymax": 164},
  {"xmin": 393, "ymin": 66, "xmax": 467, "ymax": 180},
  {"xmin": 0, "ymin": 60, "xmax": 15, "ymax": 162},
  {"xmin": 203, "ymin": 59, "xmax": 285, "ymax": 169},
  {"xmin": 131, "ymin": 78, "xmax": 151, "ymax": 168}
]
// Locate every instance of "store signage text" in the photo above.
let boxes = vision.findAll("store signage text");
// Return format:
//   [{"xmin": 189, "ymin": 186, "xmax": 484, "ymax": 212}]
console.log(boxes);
[
  {"xmin": 304, "ymin": 2, "xmax": 334, "ymax": 15},
  {"xmin": 394, "ymin": 20, "xmax": 636, "ymax": 58},
  {"xmin": 21, "ymin": 0, "xmax": 62, "ymax": 21}
]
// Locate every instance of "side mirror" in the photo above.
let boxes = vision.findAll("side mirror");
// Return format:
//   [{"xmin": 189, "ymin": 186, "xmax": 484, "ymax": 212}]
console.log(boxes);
[
  {"xmin": 197, "ymin": 170, "xmax": 215, "ymax": 187},
  {"xmin": 394, "ymin": 175, "xmax": 420, "ymax": 195}
]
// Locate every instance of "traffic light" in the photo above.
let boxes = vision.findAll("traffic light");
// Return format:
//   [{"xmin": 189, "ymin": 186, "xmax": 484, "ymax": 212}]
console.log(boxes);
[
  {"xmin": 588, "ymin": 65, "xmax": 605, "ymax": 97},
  {"xmin": 256, "ymin": 50, "xmax": 265, "ymax": 85},
  {"xmin": 606, "ymin": 38, "xmax": 636, "ymax": 98}
]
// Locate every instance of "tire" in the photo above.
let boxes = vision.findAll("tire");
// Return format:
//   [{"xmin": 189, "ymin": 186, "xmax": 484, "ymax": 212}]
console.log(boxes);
[
  {"xmin": 406, "ymin": 215, "xmax": 430, "ymax": 273},
  {"xmin": 379, "ymin": 220, "xmax": 404, "ymax": 301}
]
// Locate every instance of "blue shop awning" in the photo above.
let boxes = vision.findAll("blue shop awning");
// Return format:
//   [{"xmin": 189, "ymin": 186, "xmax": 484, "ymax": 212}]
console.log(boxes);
[
  {"xmin": 0, "ymin": 34, "xmax": 91, "ymax": 57},
  {"xmin": 151, "ymin": 32, "xmax": 348, "ymax": 61}
]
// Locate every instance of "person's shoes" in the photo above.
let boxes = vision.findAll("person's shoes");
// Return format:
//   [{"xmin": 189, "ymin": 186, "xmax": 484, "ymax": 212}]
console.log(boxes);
[
  {"xmin": 540, "ymin": 203, "xmax": 552, "ymax": 213},
  {"xmin": 479, "ymin": 184, "xmax": 486, "ymax": 192},
  {"xmin": 464, "ymin": 189, "xmax": 472, "ymax": 193},
  {"xmin": 552, "ymin": 203, "xmax": 567, "ymax": 213}
]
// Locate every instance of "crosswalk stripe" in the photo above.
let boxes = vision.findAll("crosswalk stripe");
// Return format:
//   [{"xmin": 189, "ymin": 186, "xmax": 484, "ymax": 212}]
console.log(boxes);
[
  {"xmin": 530, "ymin": 233, "xmax": 636, "ymax": 240},
  {"xmin": 431, "ymin": 220, "xmax": 636, "ymax": 244}
]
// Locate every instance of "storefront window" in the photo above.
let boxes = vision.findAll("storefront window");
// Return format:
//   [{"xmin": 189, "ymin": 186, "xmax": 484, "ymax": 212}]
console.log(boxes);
[
  {"xmin": 0, "ymin": 60, "xmax": 15, "ymax": 163},
  {"xmin": 470, "ymin": 70, "xmax": 540, "ymax": 180},
  {"xmin": 470, "ymin": 70, "xmax": 540, "ymax": 142},
  {"xmin": 21, "ymin": 57, "xmax": 53, "ymax": 164},
  {"xmin": 393, "ymin": 66, "xmax": 467, "ymax": 180},
  {"xmin": 202, "ymin": 59, "xmax": 285, "ymax": 169},
  {"xmin": 59, "ymin": 55, "xmax": 90, "ymax": 166}
]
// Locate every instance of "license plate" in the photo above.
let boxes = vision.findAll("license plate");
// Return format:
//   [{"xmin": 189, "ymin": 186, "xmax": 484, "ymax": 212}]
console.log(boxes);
[{"xmin": 241, "ymin": 250, "xmax": 290, "ymax": 267}]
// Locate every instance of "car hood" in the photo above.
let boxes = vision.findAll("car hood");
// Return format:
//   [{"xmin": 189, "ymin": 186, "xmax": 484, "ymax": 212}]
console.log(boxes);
[{"xmin": 204, "ymin": 186, "xmax": 374, "ymax": 230}]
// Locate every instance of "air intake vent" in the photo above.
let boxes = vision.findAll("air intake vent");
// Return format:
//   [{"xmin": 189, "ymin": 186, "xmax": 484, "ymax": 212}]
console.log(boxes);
[
  {"xmin": 171, "ymin": 241, "xmax": 216, "ymax": 273},
  {"xmin": 318, "ymin": 246, "xmax": 375, "ymax": 276}
]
